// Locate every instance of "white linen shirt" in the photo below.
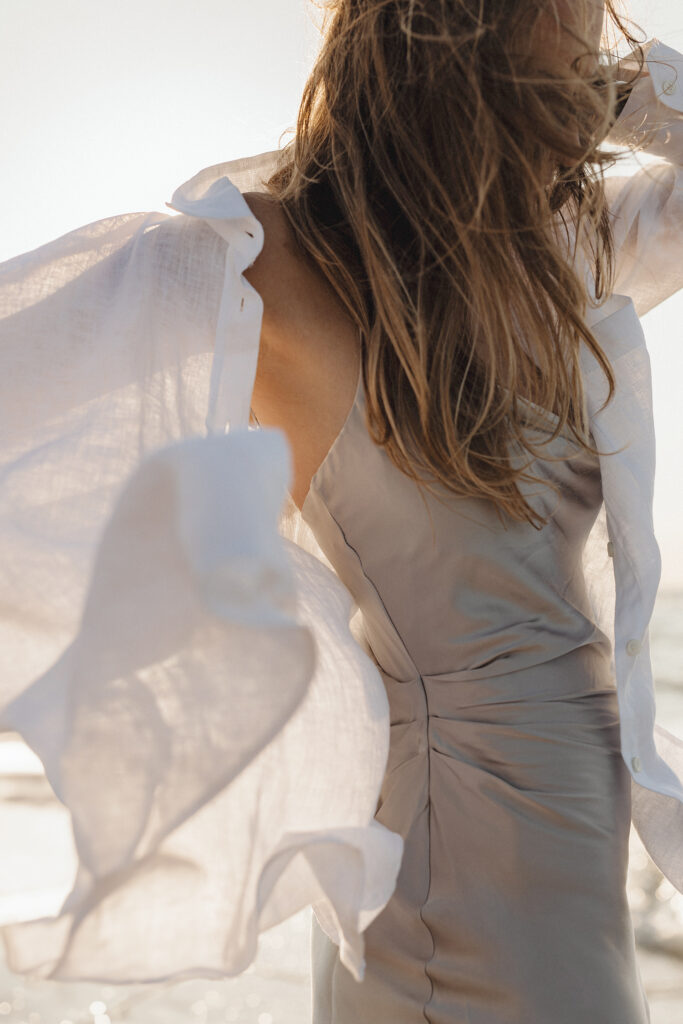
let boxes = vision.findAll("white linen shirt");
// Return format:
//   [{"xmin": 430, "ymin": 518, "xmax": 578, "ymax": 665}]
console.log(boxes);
[{"xmin": 0, "ymin": 37, "xmax": 681, "ymax": 986}]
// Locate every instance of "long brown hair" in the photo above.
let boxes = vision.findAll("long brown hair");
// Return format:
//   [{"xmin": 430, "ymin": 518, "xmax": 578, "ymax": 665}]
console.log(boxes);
[{"xmin": 265, "ymin": 0, "xmax": 645, "ymax": 527}]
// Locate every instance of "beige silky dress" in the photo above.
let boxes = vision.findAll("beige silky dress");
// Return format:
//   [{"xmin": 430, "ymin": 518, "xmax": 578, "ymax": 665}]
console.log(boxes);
[{"xmin": 302, "ymin": 369, "xmax": 651, "ymax": 1024}]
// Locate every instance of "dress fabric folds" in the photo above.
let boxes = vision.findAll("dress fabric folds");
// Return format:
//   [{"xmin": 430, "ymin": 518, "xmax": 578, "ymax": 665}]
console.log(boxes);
[
  {"xmin": 303, "ymin": 373, "xmax": 650, "ymax": 1023},
  {"xmin": 0, "ymin": 33, "xmax": 680, "ymax": 1015}
]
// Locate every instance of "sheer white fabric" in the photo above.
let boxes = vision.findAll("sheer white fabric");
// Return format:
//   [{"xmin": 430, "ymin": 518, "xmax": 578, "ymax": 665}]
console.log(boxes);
[
  {"xmin": 582, "ymin": 40, "xmax": 683, "ymax": 891},
  {"xmin": 0, "ymin": 175, "xmax": 401, "ymax": 982},
  {"xmin": 0, "ymin": 35, "xmax": 681, "ymax": 986}
]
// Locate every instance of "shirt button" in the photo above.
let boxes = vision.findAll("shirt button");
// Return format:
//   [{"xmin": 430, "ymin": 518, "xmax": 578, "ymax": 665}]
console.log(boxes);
[
  {"xmin": 607, "ymin": 541, "xmax": 614, "ymax": 558},
  {"xmin": 626, "ymin": 639, "xmax": 641, "ymax": 657},
  {"xmin": 662, "ymin": 77, "xmax": 677, "ymax": 96},
  {"xmin": 631, "ymin": 756, "xmax": 642, "ymax": 773}
]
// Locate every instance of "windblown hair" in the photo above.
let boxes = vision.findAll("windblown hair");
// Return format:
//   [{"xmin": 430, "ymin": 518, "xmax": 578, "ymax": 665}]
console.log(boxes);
[{"xmin": 265, "ymin": 0, "xmax": 645, "ymax": 527}]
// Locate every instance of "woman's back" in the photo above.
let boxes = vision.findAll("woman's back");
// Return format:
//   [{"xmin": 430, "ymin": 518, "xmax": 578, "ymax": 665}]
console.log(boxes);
[
  {"xmin": 242, "ymin": 190, "xmax": 363, "ymax": 511},
  {"xmin": 238, "ymin": 186, "xmax": 648, "ymax": 1020},
  {"xmin": 303, "ymin": 376, "xmax": 609, "ymax": 679},
  {"xmin": 278, "ymin": 285, "xmax": 648, "ymax": 1021}
]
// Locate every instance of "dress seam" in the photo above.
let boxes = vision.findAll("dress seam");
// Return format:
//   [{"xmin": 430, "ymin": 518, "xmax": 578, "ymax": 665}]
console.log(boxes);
[
  {"xmin": 420, "ymin": 698, "xmax": 436, "ymax": 1023},
  {"xmin": 311, "ymin": 502, "xmax": 423, "ymax": 679},
  {"xmin": 311, "ymin": 501, "xmax": 440, "ymax": 1016}
]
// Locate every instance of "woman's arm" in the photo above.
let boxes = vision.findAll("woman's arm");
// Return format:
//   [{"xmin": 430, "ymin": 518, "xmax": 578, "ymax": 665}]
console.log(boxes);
[
  {"xmin": 601, "ymin": 39, "xmax": 683, "ymax": 316},
  {"xmin": 0, "ymin": 170, "xmax": 402, "ymax": 983},
  {"xmin": 0, "ymin": 211, "xmax": 230, "ymax": 701}
]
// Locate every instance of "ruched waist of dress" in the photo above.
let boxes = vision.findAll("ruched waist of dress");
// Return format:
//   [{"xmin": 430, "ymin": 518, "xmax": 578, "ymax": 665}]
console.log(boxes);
[{"xmin": 379, "ymin": 643, "xmax": 616, "ymax": 727}]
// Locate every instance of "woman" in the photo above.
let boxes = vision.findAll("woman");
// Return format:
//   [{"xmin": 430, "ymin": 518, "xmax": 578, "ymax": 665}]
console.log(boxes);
[{"xmin": 0, "ymin": 1, "xmax": 682, "ymax": 1021}]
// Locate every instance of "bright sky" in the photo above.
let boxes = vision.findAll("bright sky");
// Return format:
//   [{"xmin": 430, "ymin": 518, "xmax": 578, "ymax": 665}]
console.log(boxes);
[{"xmin": 0, "ymin": 1, "xmax": 682, "ymax": 586}]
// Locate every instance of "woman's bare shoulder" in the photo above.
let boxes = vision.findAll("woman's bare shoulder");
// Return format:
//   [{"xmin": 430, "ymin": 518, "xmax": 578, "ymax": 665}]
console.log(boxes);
[
  {"xmin": 241, "ymin": 191, "xmax": 316, "ymax": 354},
  {"xmin": 240, "ymin": 190, "xmax": 361, "ymax": 509},
  {"xmin": 241, "ymin": 189, "xmax": 360, "ymax": 377}
]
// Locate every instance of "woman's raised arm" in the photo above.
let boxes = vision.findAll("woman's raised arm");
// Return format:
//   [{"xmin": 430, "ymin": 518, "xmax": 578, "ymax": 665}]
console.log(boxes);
[
  {"xmin": 0, "ymin": 170, "xmax": 402, "ymax": 984},
  {"xmin": 603, "ymin": 39, "xmax": 683, "ymax": 315}
]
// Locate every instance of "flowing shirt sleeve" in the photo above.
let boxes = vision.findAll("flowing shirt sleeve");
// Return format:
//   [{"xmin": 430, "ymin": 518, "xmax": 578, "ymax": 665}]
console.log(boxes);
[
  {"xmin": 603, "ymin": 39, "xmax": 683, "ymax": 314},
  {"xmin": 579, "ymin": 39, "xmax": 683, "ymax": 894},
  {"xmin": 0, "ymin": 174, "xmax": 402, "ymax": 982}
]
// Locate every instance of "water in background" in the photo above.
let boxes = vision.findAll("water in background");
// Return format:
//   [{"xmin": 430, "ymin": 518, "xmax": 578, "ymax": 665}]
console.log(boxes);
[
  {"xmin": 628, "ymin": 589, "xmax": 683, "ymax": 976},
  {"xmin": 650, "ymin": 589, "xmax": 683, "ymax": 734}
]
